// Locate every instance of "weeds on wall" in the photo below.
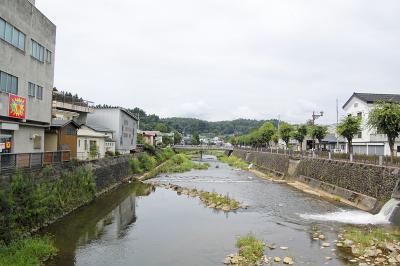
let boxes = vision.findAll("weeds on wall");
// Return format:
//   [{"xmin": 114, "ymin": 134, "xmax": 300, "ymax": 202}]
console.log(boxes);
[
  {"xmin": 0, "ymin": 166, "xmax": 96, "ymax": 244},
  {"xmin": 129, "ymin": 148, "xmax": 176, "ymax": 175}
]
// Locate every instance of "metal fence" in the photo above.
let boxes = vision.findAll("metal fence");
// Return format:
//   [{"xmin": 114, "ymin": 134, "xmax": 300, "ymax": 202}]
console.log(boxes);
[
  {"xmin": 0, "ymin": 151, "xmax": 71, "ymax": 173},
  {"xmin": 235, "ymin": 147, "xmax": 400, "ymax": 168}
]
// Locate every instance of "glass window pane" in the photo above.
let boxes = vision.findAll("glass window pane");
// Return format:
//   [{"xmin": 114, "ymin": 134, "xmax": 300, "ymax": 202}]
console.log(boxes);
[
  {"xmin": 0, "ymin": 72, "xmax": 6, "ymax": 92},
  {"xmin": 5, "ymin": 23, "xmax": 12, "ymax": 42},
  {"xmin": 40, "ymin": 47, "xmax": 44, "ymax": 61},
  {"xmin": 12, "ymin": 28, "xmax": 18, "ymax": 46},
  {"xmin": 5, "ymin": 74, "xmax": 11, "ymax": 93},
  {"xmin": 18, "ymin": 32, "xmax": 25, "ymax": 50},
  {"xmin": 11, "ymin": 76, "xmax": 17, "ymax": 94},
  {"xmin": 0, "ymin": 19, "xmax": 5, "ymax": 39}
]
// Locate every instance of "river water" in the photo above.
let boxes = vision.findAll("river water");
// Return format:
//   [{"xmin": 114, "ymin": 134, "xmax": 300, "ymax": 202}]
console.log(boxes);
[{"xmin": 42, "ymin": 155, "xmax": 390, "ymax": 266}]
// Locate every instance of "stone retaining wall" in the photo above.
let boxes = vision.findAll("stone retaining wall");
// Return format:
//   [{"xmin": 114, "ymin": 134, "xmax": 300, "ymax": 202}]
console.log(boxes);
[
  {"xmin": 295, "ymin": 158, "xmax": 400, "ymax": 202},
  {"xmin": 232, "ymin": 150, "xmax": 289, "ymax": 175},
  {"xmin": 232, "ymin": 149, "xmax": 400, "ymax": 203}
]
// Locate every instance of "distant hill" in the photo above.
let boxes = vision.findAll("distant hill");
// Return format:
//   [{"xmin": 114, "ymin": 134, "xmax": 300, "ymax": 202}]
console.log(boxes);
[{"xmin": 128, "ymin": 107, "xmax": 277, "ymax": 136}]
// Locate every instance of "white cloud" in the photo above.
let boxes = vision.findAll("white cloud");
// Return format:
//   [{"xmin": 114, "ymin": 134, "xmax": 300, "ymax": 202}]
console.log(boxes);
[{"xmin": 37, "ymin": 0, "xmax": 400, "ymax": 123}]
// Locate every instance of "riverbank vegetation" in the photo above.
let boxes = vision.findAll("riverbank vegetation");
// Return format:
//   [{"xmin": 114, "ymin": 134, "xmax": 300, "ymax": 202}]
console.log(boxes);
[
  {"xmin": 224, "ymin": 234, "xmax": 266, "ymax": 265},
  {"xmin": 200, "ymin": 191, "xmax": 241, "ymax": 211},
  {"xmin": 0, "ymin": 237, "xmax": 57, "ymax": 266},
  {"xmin": 129, "ymin": 147, "xmax": 176, "ymax": 174},
  {"xmin": 336, "ymin": 226, "xmax": 400, "ymax": 264},
  {"xmin": 0, "ymin": 166, "xmax": 96, "ymax": 265},
  {"xmin": 143, "ymin": 154, "xmax": 210, "ymax": 179},
  {"xmin": 217, "ymin": 154, "xmax": 249, "ymax": 170}
]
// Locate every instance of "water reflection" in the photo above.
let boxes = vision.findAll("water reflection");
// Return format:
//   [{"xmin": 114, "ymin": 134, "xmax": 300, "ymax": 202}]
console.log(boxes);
[{"xmin": 42, "ymin": 182, "xmax": 153, "ymax": 266}]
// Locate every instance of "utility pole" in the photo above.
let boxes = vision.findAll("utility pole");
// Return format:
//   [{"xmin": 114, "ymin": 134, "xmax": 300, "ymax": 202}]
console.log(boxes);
[
  {"xmin": 336, "ymin": 98, "xmax": 339, "ymax": 151},
  {"xmin": 311, "ymin": 110, "xmax": 324, "ymax": 150}
]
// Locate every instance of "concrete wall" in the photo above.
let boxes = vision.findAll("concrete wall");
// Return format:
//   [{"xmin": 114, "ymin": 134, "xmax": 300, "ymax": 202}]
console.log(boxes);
[
  {"xmin": 0, "ymin": 0, "xmax": 56, "ymax": 124},
  {"xmin": 13, "ymin": 125, "xmax": 44, "ymax": 153}
]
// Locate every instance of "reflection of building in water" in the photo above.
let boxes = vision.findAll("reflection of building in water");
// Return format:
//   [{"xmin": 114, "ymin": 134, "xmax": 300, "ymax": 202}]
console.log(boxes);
[{"xmin": 77, "ymin": 194, "xmax": 136, "ymax": 245}]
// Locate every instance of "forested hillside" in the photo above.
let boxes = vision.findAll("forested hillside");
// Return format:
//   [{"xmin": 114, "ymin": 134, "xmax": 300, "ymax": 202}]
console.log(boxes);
[{"xmin": 128, "ymin": 107, "xmax": 277, "ymax": 136}]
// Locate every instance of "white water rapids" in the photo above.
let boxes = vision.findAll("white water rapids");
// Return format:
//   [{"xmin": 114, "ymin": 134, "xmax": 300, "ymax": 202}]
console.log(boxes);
[{"xmin": 300, "ymin": 198, "xmax": 400, "ymax": 225}]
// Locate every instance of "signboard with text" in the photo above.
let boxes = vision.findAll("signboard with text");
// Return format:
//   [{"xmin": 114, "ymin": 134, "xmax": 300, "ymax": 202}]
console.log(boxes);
[{"xmin": 8, "ymin": 94, "xmax": 26, "ymax": 119}]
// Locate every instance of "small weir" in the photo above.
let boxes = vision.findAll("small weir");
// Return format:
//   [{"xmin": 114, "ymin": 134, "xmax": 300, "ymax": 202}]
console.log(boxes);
[{"xmin": 300, "ymin": 198, "xmax": 400, "ymax": 225}]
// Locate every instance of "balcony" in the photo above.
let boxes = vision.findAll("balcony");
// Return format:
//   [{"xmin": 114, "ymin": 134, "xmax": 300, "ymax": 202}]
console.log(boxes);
[{"xmin": 52, "ymin": 91, "xmax": 94, "ymax": 114}]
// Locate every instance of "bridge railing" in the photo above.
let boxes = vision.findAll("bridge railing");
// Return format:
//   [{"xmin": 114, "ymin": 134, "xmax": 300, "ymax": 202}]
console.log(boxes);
[{"xmin": 173, "ymin": 145, "xmax": 233, "ymax": 150}]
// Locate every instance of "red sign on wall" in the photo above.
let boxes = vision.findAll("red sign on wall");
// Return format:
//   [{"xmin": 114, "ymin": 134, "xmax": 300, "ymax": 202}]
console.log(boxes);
[{"xmin": 8, "ymin": 94, "xmax": 26, "ymax": 119}]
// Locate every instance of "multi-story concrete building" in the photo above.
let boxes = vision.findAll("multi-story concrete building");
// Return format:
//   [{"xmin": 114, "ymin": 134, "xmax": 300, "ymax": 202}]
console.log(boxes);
[
  {"xmin": 0, "ymin": 0, "xmax": 56, "ymax": 154},
  {"xmin": 342, "ymin": 93, "xmax": 400, "ymax": 156},
  {"xmin": 87, "ymin": 107, "xmax": 138, "ymax": 154}
]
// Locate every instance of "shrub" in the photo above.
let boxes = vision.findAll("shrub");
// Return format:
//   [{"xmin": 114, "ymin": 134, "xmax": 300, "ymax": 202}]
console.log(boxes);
[
  {"xmin": 162, "ymin": 148, "xmax": 175, "ymax": 159},
  {"xmin": 143, "ymin": 143, "xmax": 157, "ymax": 156},
  {"xmin": 129, "ymin": 157, "xmax": 143, "ymax": 174},
  {"xmin": 236, "ymin": 234, "xmax": 265, "ymax": 264},
  {"xmin": 105, "ymin": 150, "xmax": 115, "ymax": 157},
  {"xmin": 0, "ymin": 167, "xmax": 96, "ymax": 243},
  {"xmin": 0, "ymin": 236, "xmax": 57, "ymax": 266},
  {"xmin": 139, "ymin": 153, "xmax": 157, "ymax": 171}
]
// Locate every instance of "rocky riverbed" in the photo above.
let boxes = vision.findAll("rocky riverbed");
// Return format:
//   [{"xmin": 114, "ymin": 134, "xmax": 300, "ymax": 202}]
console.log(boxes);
[{"xmin": 147, "ymin": 181, "xmax": 248, "ymax": 212}]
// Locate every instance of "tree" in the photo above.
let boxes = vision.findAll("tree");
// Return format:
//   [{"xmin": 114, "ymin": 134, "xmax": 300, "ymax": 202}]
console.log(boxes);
[
  {"xmin": 279, "ymin": 123, "xmax": 293, "ymax": 148},
  {"xmin": 292, "ymin": 124, "xmax": 308, "ymax": 151},
  {"xmin": 258, "ymin": 122, "xmax": 276, "ymax": 147},
  {"xmin": 368, "ymin": 101, "xmax": 400, "ymax": 162},
  {"xmin": 192, "ymin": 132, "xmax": 200, "ymax": 145},
  {"xmin": 155, "ymin": 123, "xmax": 168, "ymax": 133},
  {"xmin": 173, "ymin": 131, "xmax": 182, "ymax": 145},
  {"xmin": 309, "ymin": 125, "xmax": 328, "ymax": 150},
  {"xmin": 337, "ymin": 116, "xmax": 362, "ymax": 154},
  {"xmin": 271, "ymin": 134, "xmax": 279, "ymax": 147}
]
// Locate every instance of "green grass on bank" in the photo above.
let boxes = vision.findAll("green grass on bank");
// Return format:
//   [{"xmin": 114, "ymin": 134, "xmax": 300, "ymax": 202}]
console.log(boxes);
[
  {"xmin": 217, "ymin": 154, "xmax": 249, "ymax": 170},
  {"xmin": 143, "ymin": 153, "xmax": 210, "ymax": 180},
  {"xmin": 342, "ymin": 227, "xmax": 400, "ymax": 253},
  {"xmin": 200, "ymin": 191, "xmax": 241, "ymax": 209},
  {"xmin": 0, "ymin": 237, "xmax": 57, "ymax": 266},
  {"xmin": 236, "ymin": 234, "xmax": 265, "ymax": 264}
]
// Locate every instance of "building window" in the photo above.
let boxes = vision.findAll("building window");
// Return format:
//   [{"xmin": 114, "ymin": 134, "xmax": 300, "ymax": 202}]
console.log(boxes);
[
  {"xmin": 65, "ymin": 127, "xmax": 75, "ymax": 135},
  {"xmin": 28, "ymin": 82, "xmax": 43, "ymax": 100},
  {"xmin": 0, "ymin": 71, "xmax": 18, "ymax": 94},
  {"xmin": 397, "ymin": 146, "xmax": 400, "ymax": 153},
  {"xmin": 31, "ymin": 39, "xmax": 45, "ymax": 62},
  {"xmin": 28, "ymin": 82, "xmax": 36, "ymax": 97},
  {"xmin": 33, "ymin": 135, "xmax": 41, "ymax": 150},
  {"xmin": 36, "ymin": 86, "xmax": 43, "ymax": 100},
  {"xmin": 357, "ymin": 112, "xmax": 362, "ymax": 118},
  {"xmin": 354, "ymin": 103, "xmax": 358, "ymax": 107},
  {"xmin": 357, "ymin": 131, "xmax": 362, "ymax": 139},
  {"xmin": 84, "ymin": 140, "xmax": 88, "ymax": 151},
  {"xmin": 78, "ymin": 140, "xmax": 81, "ymax": 147},
  {"xmin": 46, "ymin": 49, "xmax": 52, "ymax": 64},
  {"xmin": 0, "ymin": 17, "xmax": 25, "ymax": 51}
]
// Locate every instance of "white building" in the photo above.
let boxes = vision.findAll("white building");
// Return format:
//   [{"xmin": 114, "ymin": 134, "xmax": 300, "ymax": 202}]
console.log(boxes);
[
  {"xmin": 87, "ymin": 107, "xmax": 138, "ymax": 154},
  {"xmin": 342, "ymin": 93, "xmax": 400, "ymax": 156},
  {"xmin": 77, "ymin": 124, "xmax": 115, "ymax": 160}
]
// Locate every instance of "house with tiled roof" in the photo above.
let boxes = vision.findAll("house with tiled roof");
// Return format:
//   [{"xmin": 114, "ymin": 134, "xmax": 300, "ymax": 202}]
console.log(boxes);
[{"xmin": 342, "ymin": 93, "xmax": 400, "ymax": 156}]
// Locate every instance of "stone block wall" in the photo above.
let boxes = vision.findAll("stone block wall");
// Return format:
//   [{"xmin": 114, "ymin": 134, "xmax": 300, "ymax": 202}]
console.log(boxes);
[
  {"xmin": 295, "ymin": 158, "xmax": 400, "ymax": 201},
  {"xmin": 232, "ymin": 149, "xmax": 400, "ymax": 201},
  {"xmin": 232, "ymin": 150, "xmax": 290, "ymax": 175}
]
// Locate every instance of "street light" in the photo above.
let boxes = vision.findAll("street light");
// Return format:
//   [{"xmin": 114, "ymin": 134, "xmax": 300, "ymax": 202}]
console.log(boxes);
[{"xmin": 311, "ymin": 111, "xmax": 324, "ymax": 150}]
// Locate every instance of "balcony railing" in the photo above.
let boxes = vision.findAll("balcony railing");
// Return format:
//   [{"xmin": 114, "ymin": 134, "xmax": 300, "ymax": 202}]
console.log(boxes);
[
  {"xmin": 0, "ymin": 151, "xmax": 71, "ymax": 173},
  {"xmin": 52, "ymin": 91, "xmax": 94, "ymax": 113}
]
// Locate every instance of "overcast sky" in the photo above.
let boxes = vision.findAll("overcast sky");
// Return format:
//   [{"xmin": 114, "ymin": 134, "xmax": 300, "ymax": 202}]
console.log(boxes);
[{"xmin": 37, "ymin": 0, "xmax": 400, "ymax": 124}]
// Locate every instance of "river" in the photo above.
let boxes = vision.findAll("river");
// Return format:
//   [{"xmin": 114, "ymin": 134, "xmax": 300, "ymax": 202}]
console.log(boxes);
[{"xmin": 42, "ymin": 155, "xmax": 386, "ymax": 265}]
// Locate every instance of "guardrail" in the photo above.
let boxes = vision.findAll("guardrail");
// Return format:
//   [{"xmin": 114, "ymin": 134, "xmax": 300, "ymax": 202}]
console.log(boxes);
[
  {"xmin": 235, "ymin": 147, "xmax": 400, "ymax": 168},
  {"xmin": 0, "ymin": 151, "xmax": 71, "ymax": 174},
  {"xmin": 173, "ymin": 145, "xmax": 233, "ymax": 150}
]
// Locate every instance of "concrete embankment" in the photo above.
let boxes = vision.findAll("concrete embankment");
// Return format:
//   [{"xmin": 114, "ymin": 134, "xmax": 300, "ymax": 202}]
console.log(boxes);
[{"xmin": 232, "ymin": 150, "xmax": 400, "ymax": 211}]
